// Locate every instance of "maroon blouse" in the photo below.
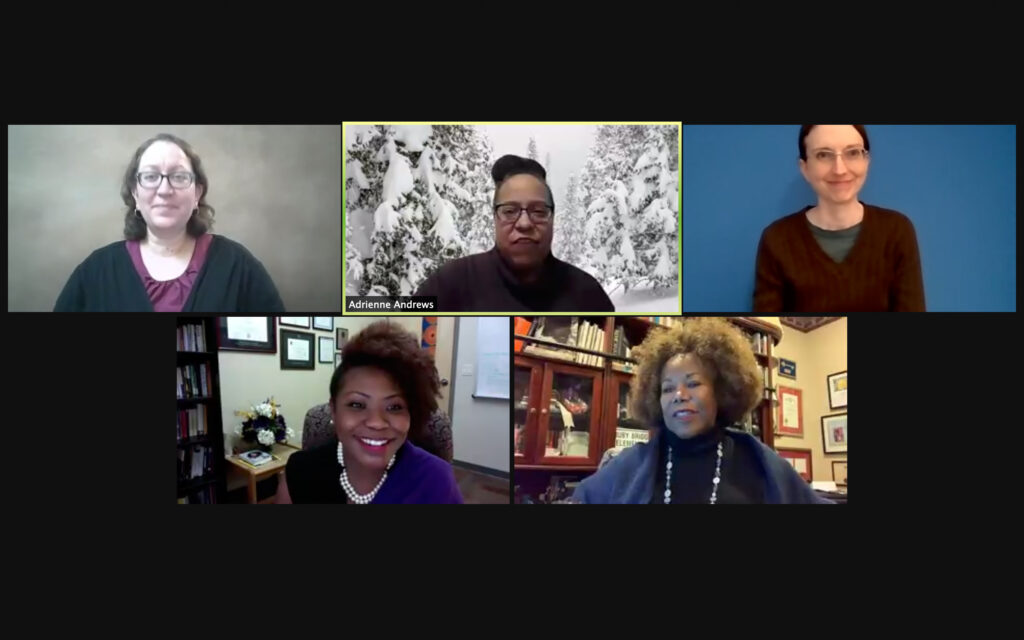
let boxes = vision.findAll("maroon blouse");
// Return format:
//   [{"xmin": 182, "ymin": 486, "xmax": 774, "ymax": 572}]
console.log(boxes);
[{"xmin": 125, "ymin": 234, "xmax": 214, "ymax": 312}]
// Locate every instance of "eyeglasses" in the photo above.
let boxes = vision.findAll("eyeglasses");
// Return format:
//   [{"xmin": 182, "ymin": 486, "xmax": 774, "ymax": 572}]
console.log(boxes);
[
  {"xmin": 494, "ymin": 202, "xmax": 553, "ymax": 224},
  {"xmin": 810, "ymin": 148, "xmax": 869, "ymax": 166},
  {"xmin": 137, "ymin": 171, "xmax": 195, "ymax": 189}
]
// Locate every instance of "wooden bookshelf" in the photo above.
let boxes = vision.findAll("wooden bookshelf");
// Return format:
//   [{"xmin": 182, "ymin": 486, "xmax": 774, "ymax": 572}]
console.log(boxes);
[
  {"xmin": 176, "ymin": 317, "xmax": 226, "ymax": 504},
  {"xmin": 513, "ymin": 316, "xmax": 784, "ymax": 498}
]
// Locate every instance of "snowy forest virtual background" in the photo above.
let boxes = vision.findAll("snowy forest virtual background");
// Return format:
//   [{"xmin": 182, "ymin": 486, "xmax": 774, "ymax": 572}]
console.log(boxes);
[{"xmin": 345, "ymin": 124, "xmax": 679, "ymax": 311}]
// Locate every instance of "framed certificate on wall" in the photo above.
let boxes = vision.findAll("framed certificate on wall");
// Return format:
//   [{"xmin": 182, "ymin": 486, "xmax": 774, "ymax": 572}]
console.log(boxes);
[{"xmin": 777, "ymin": 386, "xmax": 803, "ymax": 437}]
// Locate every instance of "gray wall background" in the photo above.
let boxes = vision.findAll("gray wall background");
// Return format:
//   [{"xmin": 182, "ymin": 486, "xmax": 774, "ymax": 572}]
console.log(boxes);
[{"xmin": 8, "ymin": 125, "xmax": 341, "ymax": 311}]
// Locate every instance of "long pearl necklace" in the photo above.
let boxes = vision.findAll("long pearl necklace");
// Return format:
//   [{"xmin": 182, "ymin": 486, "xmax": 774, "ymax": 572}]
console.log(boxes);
[
  {"xmin": 663, "ymin": 438, "xmax": 724, "ymax": 504},
  {"xmin": 337, "ymin": 441, "xmax": 395, "ymax": 504}
]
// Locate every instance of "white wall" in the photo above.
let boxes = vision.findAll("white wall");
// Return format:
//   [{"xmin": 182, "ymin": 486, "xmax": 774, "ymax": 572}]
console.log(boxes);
[
  {"xmin": 449, "ymin": 318, "xmax": 511, "ymax": 473},
  {"xmin": 219, "ymin": 316, "xmax": 461, "ymax": 460},
  {"xmin": 219, "ymin": 316, "xmax": 379, "ymax": 453}
]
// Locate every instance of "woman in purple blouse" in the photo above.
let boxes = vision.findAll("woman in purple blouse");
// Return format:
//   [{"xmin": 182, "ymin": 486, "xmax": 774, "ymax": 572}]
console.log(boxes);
[
  {"xmin": 54, "ymin": 133, "xmax": 285, "ymax": 312},
  {"xmin": 276, "ymin": 321, "xmax": 463, "ymax": 504}
]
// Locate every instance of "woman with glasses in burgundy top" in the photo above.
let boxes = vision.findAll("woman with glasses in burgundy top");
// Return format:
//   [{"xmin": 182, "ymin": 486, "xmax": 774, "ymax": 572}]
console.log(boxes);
[
  {"xmin": 54, "ymin": 133, "xmax": 285, "ymax": 312},
  {"xmin": 754, "ymin": 125, "xmax": 926, "ymax": 312}
]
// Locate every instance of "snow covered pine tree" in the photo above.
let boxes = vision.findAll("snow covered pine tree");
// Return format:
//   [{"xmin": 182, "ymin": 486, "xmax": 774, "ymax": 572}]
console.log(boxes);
[
  {"xmin": 346, "ymin": 126, "xmax": 389, "ymax": 295},
  {"xmin": 628, "ymin": 125, "xmax": 679, "ymax": 290},
  {"xmin": 354, "ymin": 125, "xmax": 485, "ymax": 297},
  {"xmin": 551, "ymin": 172, "xmax": 586, "ymax": 266},
  {"xmin": 579, "ymin": 125, "xmax": 678, "ymax": 294}
]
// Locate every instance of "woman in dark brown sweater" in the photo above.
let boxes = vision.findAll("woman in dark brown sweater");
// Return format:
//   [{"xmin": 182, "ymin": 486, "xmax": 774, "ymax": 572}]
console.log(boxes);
[{"xmin": 754, "ymin": 125, "xmax": 926, "ymax": 312}]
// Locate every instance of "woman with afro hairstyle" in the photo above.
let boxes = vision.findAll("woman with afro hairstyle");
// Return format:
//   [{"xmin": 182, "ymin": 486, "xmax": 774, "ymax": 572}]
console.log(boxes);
[
  {"xmin": 276, "ymin": 321, "xmax": 462, "ymax": 504},
  {"xmin": 573, "ymin": 317, "xmax": 830, "ymax": 504}
]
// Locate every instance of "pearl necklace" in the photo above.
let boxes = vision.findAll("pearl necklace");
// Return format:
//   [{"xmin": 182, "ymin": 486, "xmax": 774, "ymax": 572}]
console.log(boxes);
[
  {"xmin": 337, "ymin": 441, "xmax": 395, "ymax": 504},
  {"xmin": 663, "ymin": 438, "xmax": 724, "ymax": 504}
]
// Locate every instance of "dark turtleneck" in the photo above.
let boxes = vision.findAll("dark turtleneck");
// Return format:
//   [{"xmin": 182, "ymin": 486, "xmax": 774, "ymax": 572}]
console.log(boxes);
[
  {"xmin": 648, "ymin": 426, "xmax": 766, "ymax": 504},
  {"xmin": 413, "ymin": 247, "xmax": 614, "ymax": 311}
]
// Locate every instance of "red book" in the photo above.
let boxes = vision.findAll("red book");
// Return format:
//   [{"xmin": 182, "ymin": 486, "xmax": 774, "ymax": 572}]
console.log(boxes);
[{"xmin": 514, "ymin": 317, "xmax": 532, "ymax": 352}]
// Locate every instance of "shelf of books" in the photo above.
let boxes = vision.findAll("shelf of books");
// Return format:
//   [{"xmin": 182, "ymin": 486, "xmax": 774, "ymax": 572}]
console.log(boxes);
[
  {"xmin": 728, "ymin": 318, "xmax": 782, "ymax": 450},
  {"xmin": 176, "ymin": 317, "xmax": 226, "ymax": 504}
]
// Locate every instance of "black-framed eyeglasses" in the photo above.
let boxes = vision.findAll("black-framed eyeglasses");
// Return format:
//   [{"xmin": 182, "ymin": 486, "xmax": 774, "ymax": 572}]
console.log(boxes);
[
  {"xmin": 494, "ymin": 202, "xmax": 553, "ymax": 224},
  {"xmin": 137, "ymin": 171, "xmax": 195, "ymax": 189}
]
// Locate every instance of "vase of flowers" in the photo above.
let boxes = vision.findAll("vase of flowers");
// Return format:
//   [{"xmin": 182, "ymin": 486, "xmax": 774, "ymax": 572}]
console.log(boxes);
[{"xmin": 234, "ymin": 397, "xmax": 293, "ymax": 452}]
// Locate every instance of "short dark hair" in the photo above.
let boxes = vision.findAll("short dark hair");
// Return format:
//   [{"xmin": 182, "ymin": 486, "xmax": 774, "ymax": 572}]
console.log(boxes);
[
  {"xmin": 329, "ymin": 321, "xmax": 440, "ymax": 443},
  {"xmin": 798, "ymin": 125, "xmax": 871, "ymax": 161},
  {"xmin": 491, "ymin": 154, "xmax": 555, "ymax": 211},
  {"xmin": 121, "ymin": 133, "xmax": 215, "ymax": 240}
]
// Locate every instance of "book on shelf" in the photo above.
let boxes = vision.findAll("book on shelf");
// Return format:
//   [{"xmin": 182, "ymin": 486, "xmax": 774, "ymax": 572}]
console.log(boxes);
[
  {"xmin": 513, "ymin": 317, "xmax": 533, "ymax": 352},
  {"xmin": 578, "ymin": 322, "xmax": 591, "ymax": 365},
  {"xmin": 178, "ymin": 444, "xmax": 214, "ymax": 481},
  {"xmin": 570, "ymin": 320, "xmax": 590, "ymax": 366},
  {"xmin": 177, "ymin": 405, "xmax": 209, "ymax": 440},
  {"xmin": 522, "ymin": 344, "xmax": 576, "ymax": 361},
  {"xmin": 577, "ymin": 321, "xmax": 603, "ymax": 367},
  {"xmin": 741, "ymin": 328, "xmax": 770, "ymax": 356},
  {"xmin": 177, "ymin": 364, "xmax": 213, "ymax": 399},
  {"xmin": 518, "ymin": 318, "xmax": 613, "ymax": 368},
  {"xmin": 177, "ymin": 322, "xmax": 208, "ymax": 353},
  {"xmin": 577, "ymin": 321, "xmax": 593, "ymax": 366},
  {"xmin": 646, "ymin": 317, "xmax": 681, "ymax": 330}
]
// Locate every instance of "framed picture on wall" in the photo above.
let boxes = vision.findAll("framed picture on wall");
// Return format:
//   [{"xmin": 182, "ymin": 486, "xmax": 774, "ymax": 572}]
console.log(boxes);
[
  {"xmin": 831, "ymin": 460, "xmax": 848, "ymax": 487},
  {"xmin": 280, "ymin": 329, "xmax": 315, "ymax": 370},
  {"xmin": 217, "ymin": 317, "xmax": 276, "ymax": 353},
  {"xmin": 334, "ymin": 352, "xmax": 342, "ymax": 368},
  {"xmin": 827, "ymin": 370, "xmax": 847, "ymax": 409},
  {"xmin": 821, "ymin": 413, "xmax": 848, "ymax": 454},
  {"xmin": 776, "ymin": 447, "xmax": 813, "ymax": 483},
  {"xmin": 336, "ymin": 327, "xmax": 349, "ymax": 350},
  {"xmin": 313, "ymin": 317, "xmax": 334, "ymax": 332},
  {"xmin": 777, "ymin": 386, "xmax": 803, "ymax": 437},
  {"xmin": 778, "ymin": 358, "xmax": 796, "ymax": 379},
  {"xmin": 318, "ymin": 337, "xmax": 334, "ymax": 363},
  {"xmin": 280, "ymin": 317, "xmax": 310, "ymax": 329}
]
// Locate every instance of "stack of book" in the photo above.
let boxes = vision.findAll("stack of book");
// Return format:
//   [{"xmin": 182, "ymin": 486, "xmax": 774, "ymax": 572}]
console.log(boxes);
[
  {"xmin": 645, "ymin": 317, "xmax": 682, "ymax": 329},
  {"xmin": 176, "ymin": 363, "xmax": 211, "ymax": 399},
  {"xmin": 570, "ymin": 319, "xmax": 606, "ymax": 367},
  {"xmin": 177, "ymin": 322, "xmax": 208, "ymax": 352},
  {"xmin": 178, "ymin": 444, "xmax": 214, "ymax": 481},
  {"xmin": 514, "ymin": 317, "xmax": 636, "ymax": 370},
  {"xmin": 177, "ymin": 406, "xmax": 209, "ymax": 440},
  {"xmin": 747, "ymin": 331, "xmax": 770, "ymax": 356},
  {"xmin": 608, "ymin": 324, "xmax": 634, "ymax": 372},
  {"xmin": 236, "ymin": 450, "xmax": 274, "ymax": 467}
]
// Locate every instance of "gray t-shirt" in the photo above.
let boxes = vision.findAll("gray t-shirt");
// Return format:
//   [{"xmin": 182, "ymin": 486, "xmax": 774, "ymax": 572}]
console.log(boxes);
[{"xmin": 808, "ymin": 220, "xmax": 861, "ymax": 263}]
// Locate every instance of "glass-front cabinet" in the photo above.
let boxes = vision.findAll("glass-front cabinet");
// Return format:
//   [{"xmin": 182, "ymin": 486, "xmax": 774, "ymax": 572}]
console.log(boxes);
[
  {"xmin": 514, "ymin": 358, "xmax": 542, "ymax": 464},
  {"xmin": 515, "ymin": 356, "xmax": 604, "ymax": 468}
]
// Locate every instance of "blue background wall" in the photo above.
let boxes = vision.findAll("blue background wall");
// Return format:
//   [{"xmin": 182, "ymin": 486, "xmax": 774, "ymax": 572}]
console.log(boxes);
[{"xmin": 682, "ymin": 125, "xmax": 1016, "ymax": 311}]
